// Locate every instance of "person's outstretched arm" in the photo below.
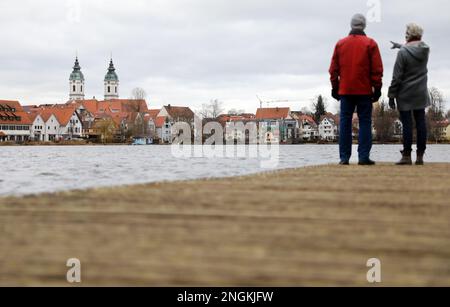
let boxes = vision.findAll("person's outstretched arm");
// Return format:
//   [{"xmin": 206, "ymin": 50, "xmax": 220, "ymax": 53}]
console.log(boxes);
[{"xmin": 390, "ymin": 41, "xmax": 403, "ymax": 49}]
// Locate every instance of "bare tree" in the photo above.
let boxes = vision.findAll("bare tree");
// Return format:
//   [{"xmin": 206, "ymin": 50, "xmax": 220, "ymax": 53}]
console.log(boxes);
[
  {"xmin": 300, "ymin": 106, "xmax": 312, "ymax": 115},
  {"xmin": 227, "ymin": 108, "xmax": 246, "ymax": 115},
  {"xmin": 373, "ymin": 100, "xmax": 396, "ymax": 142},
  {"xmin": 200, "ymin": 99, "xmax": 224, "ymax": 119},
  {"xmin": 131, "ymin": 87, "xmax": 147, "ymax": 100},
  {"xmin": 427, "ymin": 87, "xmax": 446, "ymax": 142},
  {"xmin": 95, "ymin": 118, "xmax": 116, "ymax": 144}
]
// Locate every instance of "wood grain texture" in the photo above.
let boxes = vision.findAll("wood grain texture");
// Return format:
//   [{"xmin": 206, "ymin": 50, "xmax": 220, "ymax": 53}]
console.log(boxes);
[{"xmin": 1, "ymin": 163, "xmax": 450, "ymax": 286}]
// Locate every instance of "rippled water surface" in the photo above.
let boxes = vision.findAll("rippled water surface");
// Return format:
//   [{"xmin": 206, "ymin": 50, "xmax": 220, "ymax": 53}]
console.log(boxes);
[{"xmin": 1, "ymin": 144, "xmax": 449, "ymax": 196}]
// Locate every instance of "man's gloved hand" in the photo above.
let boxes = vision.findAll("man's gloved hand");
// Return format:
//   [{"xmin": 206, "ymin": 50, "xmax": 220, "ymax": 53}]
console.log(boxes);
[
  {"xmin": 372, "ymin": 88, "xmax": 382, "ymax": 102},
  {"xmin": 332, "ymin": 88, "xmax": 340, "ymax": 101},
  {"xmin": 390, "ymin": 41, "xmax": 402, "ymax": 49},
  {"xmin": 389, "ymin": 97, "xmax": 396, "ymax": 110}
]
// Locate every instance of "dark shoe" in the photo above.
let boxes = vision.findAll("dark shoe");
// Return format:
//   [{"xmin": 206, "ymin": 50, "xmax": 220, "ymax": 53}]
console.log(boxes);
[
  {"xmin": 416, "ymin": 151, "xmax": 425, "ymax": 165},
  {"xmin": 396, "ymin": 150, "xmax": 412, "ymax": 165},
  {"xmin": 358, "ymin": 159, "xmax": 376, "ymax": 166},
  {"xmin": 339, "ymin": 161, "xmax": 350, "ymax": 165}
]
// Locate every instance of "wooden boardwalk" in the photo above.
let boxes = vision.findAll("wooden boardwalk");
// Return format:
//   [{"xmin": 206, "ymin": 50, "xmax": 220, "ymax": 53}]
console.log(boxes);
[{"xmin": 1, "ymin": 164, "xmax": 450, "ymax": 286}]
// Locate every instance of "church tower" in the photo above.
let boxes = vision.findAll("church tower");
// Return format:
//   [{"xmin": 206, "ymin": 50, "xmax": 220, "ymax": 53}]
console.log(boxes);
[
  {"xmin": 69, "ymin": 57, "xmax": 85, "ymax": 101},
  {"xmin": 104, "ymin": 59, "xmax": 119, "ymax": 100}
]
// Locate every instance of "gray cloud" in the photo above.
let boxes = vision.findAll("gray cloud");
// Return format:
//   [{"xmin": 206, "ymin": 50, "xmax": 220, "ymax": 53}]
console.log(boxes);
[{"xmin": 0, "ymin": 0, "xmax": 449, "ymax": 112}]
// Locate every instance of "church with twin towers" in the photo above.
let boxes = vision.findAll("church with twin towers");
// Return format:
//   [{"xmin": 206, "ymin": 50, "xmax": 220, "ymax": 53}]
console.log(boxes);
[{"xmin": 69, "ymin": 57, "xmax": 120, "ymax": 101}]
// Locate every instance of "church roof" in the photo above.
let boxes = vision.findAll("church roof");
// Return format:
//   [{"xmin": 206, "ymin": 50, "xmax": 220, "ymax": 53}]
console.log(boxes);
[
  {"xmin": 69, "ymin": 57, "xmax": 85, "ymax": 81},
  {"xmin": 104, "ymin": 59, "xmax": 119, "ymax": 82}
]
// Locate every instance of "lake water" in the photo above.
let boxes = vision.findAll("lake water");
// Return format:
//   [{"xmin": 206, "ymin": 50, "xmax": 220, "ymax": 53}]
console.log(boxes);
[{"xmin": 1, "ymin": 144, "xmax": 449, "ymax": 196}]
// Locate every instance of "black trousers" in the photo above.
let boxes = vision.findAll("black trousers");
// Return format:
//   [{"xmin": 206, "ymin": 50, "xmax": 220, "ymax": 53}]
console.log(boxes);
[{"xmin": 399, "ymin": 109, "xmax": 427, "ymax": 153}]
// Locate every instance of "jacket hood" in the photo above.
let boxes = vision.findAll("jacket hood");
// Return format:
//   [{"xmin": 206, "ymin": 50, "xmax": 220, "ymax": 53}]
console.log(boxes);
[{"xmin": 403, "ymin": 41, "xmax": 430, "ymax": 62}]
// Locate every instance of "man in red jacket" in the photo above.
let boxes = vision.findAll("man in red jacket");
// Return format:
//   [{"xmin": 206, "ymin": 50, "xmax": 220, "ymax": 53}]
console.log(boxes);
[{"xmin": 329, "ymin": 14, "xmax": 383, "ymax": 165}]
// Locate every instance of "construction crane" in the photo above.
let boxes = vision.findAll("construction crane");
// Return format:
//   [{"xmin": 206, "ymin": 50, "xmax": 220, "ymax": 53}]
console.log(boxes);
[
  {"xmin": 256, "ymin": 95, "xmax": 290, "ymax": 109},
  {"xmin": 256, "ymin": 95, "xmax": 307, "ymax": 109}
]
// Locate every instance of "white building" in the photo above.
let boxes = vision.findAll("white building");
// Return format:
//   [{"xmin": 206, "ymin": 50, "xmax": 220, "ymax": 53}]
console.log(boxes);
[
  {"xmin": 155, "ymin": 116, "xmax": 172, "ymax": 143},
  {"xmin": 297, "ymin": 115, "xmax": 318, "ymax": 141},
  {"xmin": 30, "ymin": 114, "xmax": 46, "ymax": 141},
  {"xmin": 43, "ymin": 113, "xmax": 61, "ymax": 141},
  {"xmin": 0, "ymin": 100, "xmax": 32, "ymax": 142},
  {"xmin": 156, "ymin": 105, "xmax": 195, "ymax": 144},
  {"xmin": 255, "ymin": 107, "xmax": 299, "ymax": 143},
  {"xmin": 318, "ymin": 116, "xmax": 339, "ymax": 141},
  {"xmin": 30, "ymin": 107, "xmax": 83, "ymax": 141}
]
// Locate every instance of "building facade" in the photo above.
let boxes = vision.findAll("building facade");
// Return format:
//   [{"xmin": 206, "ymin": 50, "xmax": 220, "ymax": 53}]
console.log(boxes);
[
  {"xmin": 255, "ymin": 107, "xmax": 299, "ymax": 143},
  {"xmin": 0, "ymin": 100, "xmax": 32, "ymax": 142},
  {"xmin": 318, "ymin": 115, "xmax": 339, "ymax": 141}
]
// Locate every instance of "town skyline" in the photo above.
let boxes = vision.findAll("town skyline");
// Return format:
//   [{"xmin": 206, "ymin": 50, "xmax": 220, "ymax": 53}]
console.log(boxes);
[{"xmin": 1, "ymin": 1, "xmax": 450, "ymax": 112}]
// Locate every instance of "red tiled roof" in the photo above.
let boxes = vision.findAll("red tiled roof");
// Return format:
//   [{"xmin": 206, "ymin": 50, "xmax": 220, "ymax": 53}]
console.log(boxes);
[
  {"xmin": 67, "ymin": 99, "xmax": 149, "ymax": 115},
  {"xmin": 298, "ymin": 114, "xmax": 317, "ymax": 126},
  {"xmin": 0, "ymin": 100, "xmax": 32, "ymax": 125},
  {"xmin": 163, "ymin": 105, "xmax": 194, "ymax": 121},
  {"xmin": 147, "ymin": 109, "xmax": 160, "ymax": 120},
  {"xmin": 37, "ymin": 106, "xmax": 78, "ymax": 126},
  {"xmin": 109, "ymin": 115, "xmax": 126, "ymax": 126},
  {"xmin": 155, "ymin": 116, "xmax": 167, "ymax": 128},
  {"xmin": 218, "ymin": 114, "xmax": 256, "ymax": 123},
  {"xmin": 77, "ymin": 99, "xmax": 99, "ymax": 114},
  {"xmin": 256, "ymin": 108, "xmax": 290, "ymax": 120},
  {"xmin": 320, "ymin": 113, "xmax": 340, "ymax": 125},
  {"xmin": 66, "ymin": 99, "xmax": 97, "ymax": 114},
  {"xmin": 38, "ymin": 110, "xmax": 54, "ymax": 123},
  {"xmin": 27, "ymin": 111, "xmax": 41, "ymax": 122},
  {"xmin": 98, "ymin": 99, "xmax": 149, "ymax": 113}
]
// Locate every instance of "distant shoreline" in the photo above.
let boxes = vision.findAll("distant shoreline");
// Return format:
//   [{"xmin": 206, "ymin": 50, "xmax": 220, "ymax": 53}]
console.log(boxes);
[{"xmin": 1, "ymin": 141, "xmax": 450, "ymax": 146}]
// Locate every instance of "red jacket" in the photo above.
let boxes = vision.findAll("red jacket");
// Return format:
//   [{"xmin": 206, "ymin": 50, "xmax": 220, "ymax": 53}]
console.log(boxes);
[{"xmin": 329, "ymin": 33, "xmax": 383, "ymax": 95}]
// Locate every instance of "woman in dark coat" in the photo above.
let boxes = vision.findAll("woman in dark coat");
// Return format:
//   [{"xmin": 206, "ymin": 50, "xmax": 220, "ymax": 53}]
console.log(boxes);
[{"xmin": 389, "ymin": 23, "xmax": 430, "ymax": 165}]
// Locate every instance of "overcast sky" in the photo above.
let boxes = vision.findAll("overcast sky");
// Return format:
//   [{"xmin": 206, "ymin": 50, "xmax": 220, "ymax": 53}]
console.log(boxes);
[{"xmin": 0, "ymin": 0, "xmax": 449, "ymax": 113}]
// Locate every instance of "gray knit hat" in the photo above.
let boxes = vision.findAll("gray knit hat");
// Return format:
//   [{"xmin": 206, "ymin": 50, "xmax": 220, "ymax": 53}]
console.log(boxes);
[{"xmin": 351, "ymin": 14, "xmax": 367, "ymax": 31}]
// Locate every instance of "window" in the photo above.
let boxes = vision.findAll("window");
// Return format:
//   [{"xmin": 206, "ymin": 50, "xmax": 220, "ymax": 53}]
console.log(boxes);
[
  {"xmin": 81, "ymin": 85, "xmax": 83, "ymax": 92},
  {"xmin": 108, "ymin": 86, "xmax": 111, "ymax": 93},
  {"xmin": 115, "ymin": 87, "xmax": 117, "ymax": 93},
  {"xmin": 73, "ymin": 85, "xmax": 76, "ymax": 92}
]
